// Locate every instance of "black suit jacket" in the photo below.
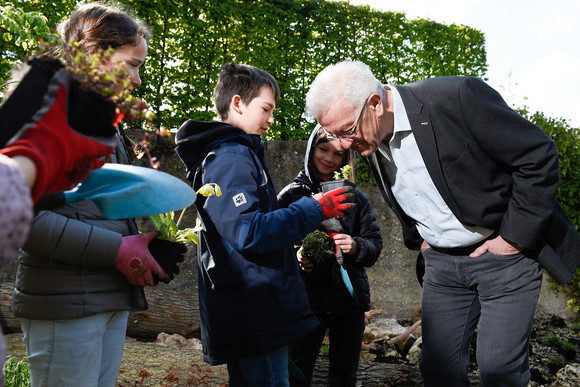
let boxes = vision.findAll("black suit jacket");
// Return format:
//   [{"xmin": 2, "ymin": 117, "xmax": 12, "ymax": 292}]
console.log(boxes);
[{"xmin": 366, "ymin": 76, "xmax": 580, "ymax": 283}]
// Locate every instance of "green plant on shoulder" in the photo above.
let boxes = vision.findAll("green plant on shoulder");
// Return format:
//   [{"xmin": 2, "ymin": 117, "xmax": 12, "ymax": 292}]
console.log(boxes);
[
  {"xmin": 300, "ymin": 229, "xmax": 333, "ymax": 263},
  {"xmin": 333, "ymin": 164, "xmax": 353, "ymax": 181},
  {"xmin": 3, "ymin": 355, "xmax": 30, "ymax": 387},
  {"xmin": 147, "ymin": 183, "xmax": 221, "ymax": 245},
  {"xmin": 34, "ymin": 39, "xmax": 155, "ymax": 124}
]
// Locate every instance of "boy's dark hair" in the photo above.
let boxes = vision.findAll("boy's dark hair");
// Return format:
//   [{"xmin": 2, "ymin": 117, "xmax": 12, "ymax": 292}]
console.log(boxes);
[{"xmin": 214, "ymin": 63, "xmax": 280, "ymax": 120}]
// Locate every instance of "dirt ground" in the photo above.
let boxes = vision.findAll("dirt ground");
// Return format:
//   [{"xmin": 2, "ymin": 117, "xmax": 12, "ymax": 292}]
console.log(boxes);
[{"xmin": 4, "ymin": 310, "xmax": 578, "ymax": 386}]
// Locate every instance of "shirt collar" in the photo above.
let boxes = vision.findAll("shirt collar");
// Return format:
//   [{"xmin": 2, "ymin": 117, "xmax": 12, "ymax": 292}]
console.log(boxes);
[{"xmin": 389, "ymin": 85, "xmax": 412, "ymax": 135}]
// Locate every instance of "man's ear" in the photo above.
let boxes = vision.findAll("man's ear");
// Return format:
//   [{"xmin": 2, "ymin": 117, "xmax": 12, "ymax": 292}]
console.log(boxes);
[
  {"xmin": 368, "ymin": 93, "xmax": 383, "ymax": 114},
  {"xmin": 230, "ymin": 95, "xmax": 243, "ymax": 115}
]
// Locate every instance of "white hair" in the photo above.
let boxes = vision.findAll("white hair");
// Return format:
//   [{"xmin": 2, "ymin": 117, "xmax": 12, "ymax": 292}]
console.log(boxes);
[{"xmin": 306, "ymin": 60, "xmax": 385, "ymax": 119}]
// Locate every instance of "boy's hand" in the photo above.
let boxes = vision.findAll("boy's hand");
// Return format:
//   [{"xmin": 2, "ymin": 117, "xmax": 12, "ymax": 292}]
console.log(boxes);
[
  {"xmin": 329, "ymin": 232, "xmax": 358, "ymax": 255},
  {"xmin": 296, "ymin": 248, "xmax": 313, "ymax": 272},
  {"xmin": 313, "ymin": 186, "xmax": 355, "ymax": 219}
]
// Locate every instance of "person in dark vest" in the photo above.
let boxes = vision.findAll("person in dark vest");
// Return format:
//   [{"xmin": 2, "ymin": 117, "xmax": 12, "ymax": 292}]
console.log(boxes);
[{"xmin": 9, "ymin": 3, "xmax": 171, "ymax": 386}]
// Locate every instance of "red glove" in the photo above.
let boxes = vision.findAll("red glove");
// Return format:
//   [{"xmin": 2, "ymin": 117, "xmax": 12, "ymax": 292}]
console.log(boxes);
[
  {"xmin": 114, "ymin": 231, "xmax": 170, "ymax": 287},
  {"xmin": 0, "ymin": 69, "xmax": 116, "ymax": 203},
  {"xmin": 313, "ymin": 186, "xmax": 355, "ymax": 219}
]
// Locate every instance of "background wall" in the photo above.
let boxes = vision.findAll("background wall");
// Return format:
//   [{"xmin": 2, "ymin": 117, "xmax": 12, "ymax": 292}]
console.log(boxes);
[
  {"xmin": 0, "ymin": 136, "xmax": 572, "ymax": 334},
  {"xmin": 150, "ymin": 136, "xmax": 572, "ymax": 320}
]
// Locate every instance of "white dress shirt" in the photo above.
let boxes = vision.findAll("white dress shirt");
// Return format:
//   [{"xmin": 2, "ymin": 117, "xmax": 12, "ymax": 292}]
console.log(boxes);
[{"xmin": 377, "ymin": 86, "xmax": 493, "ymax": 248}]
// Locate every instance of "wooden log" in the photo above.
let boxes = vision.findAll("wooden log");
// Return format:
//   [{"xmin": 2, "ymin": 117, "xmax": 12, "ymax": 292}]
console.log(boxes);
[
  {"xmin": 0, "ymin": 283, "xmax": 20, "ymax": 333},
  {"xmin": 127, "ymin": 287, "xmax": 201, "ymax": 339},
  {"xmin": 1, "ymin": 282, "xmax": 201, "ymax": 339}
]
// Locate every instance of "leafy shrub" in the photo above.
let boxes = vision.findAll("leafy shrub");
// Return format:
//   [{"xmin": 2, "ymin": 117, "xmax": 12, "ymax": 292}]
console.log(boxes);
[
  {"xmin": 300, "ymin": 230, "xmax": 333, "ymax": 263},
  {"xmin": 3, "ymin": 355, "xmax": 30, "ymax": 387},
  {"xmin": 542, "ymin": 333, "xmax": 560, "ymax": 348}
]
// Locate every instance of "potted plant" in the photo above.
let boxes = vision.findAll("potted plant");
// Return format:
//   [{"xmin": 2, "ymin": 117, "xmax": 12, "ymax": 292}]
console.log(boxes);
[
  {"xmin": 146, "ymin": 183, "xmax": 221, "ymax": 279},
  {"xmin": 299, "ymin": 229, "xmax": 334, "ymax": 264},
  {"xmin": 320, "ymin": 164, "xmax": 356, "ymax": 193},
  {"xmin": 320, "ymin": 164, "xmax": 356, "ymax": 217}
]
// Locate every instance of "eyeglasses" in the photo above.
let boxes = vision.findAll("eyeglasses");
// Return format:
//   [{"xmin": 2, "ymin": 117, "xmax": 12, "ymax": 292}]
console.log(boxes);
[{"xmin": 336, "ymin": 98, "xmax": 367, "ymax": 139}]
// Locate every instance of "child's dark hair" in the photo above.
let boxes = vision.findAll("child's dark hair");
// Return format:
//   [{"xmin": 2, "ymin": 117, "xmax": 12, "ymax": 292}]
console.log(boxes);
[
  {"xmin": 57, "ymin": 1, "xmax": 151, "ymax": 60},
  {"xmin": 214, "ymin": 63, "xmax": 280, "ymax": 120}
]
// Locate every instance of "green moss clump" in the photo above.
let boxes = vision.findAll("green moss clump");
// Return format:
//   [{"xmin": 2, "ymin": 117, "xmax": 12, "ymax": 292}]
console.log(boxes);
[{"xmin": 301, "ymin": 230, "xmax": 333, "ymax": 263}]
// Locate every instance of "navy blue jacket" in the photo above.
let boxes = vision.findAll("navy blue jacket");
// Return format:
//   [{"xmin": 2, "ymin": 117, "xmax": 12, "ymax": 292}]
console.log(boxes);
[{"xmin": 175, "ymin": 120, "xmax": 321, "ymax": 365}]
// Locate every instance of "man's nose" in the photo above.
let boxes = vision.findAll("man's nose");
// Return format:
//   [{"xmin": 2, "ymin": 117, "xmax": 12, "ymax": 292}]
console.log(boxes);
[{"xmin": 340, "ymin": 138, "xmax": 354, "ymax": 149}]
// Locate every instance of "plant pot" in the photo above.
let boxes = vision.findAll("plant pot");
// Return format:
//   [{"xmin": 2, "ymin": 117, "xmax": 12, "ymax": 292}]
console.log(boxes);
[
  {"xmin": 320, "ymin": 179, "xmax": 356, "ymax": 193},
  {"xmin": 320, "ymin": 179, "xmax": 357, "ymax": 216},
  {"xmin": 147, "ymin": 238, "xmax": 186, "ymax": 280}
]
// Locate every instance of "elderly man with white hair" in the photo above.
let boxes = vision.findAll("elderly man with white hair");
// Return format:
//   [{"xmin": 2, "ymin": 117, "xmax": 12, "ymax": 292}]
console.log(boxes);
[{"xmin": 305, "ymin": 60, "xmax": 580, "ymax": 387}]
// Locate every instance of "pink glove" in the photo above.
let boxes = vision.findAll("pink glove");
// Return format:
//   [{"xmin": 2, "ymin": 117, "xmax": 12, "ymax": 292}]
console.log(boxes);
[
  {"xmin": 114, "ymin": 231, "xmax": 169, "ymax": 287},
  {"xmin": 312, "ymin": 186, "xmax": 355, "ymax": 219}
]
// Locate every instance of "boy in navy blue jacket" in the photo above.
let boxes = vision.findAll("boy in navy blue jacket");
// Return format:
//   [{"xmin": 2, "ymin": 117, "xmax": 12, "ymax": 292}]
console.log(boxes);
[{"xmin": 175, "ymin": 63, "xmax": 354, "ymax": 386}]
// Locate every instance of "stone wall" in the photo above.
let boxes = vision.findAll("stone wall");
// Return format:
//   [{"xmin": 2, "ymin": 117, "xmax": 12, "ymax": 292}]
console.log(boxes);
[
  {"xmin": 0, "ymin": 136, "xmax": 573, "ymax": 324},
  {"xmin": 165, "ymin": 137, "xmax": 573, "ymax": 320}
]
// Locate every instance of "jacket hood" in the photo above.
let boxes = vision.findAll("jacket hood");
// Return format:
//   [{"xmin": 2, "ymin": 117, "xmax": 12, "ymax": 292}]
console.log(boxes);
[{"xmin": 174, "ymin": 120, "xmax": 258, "ymax": 182}]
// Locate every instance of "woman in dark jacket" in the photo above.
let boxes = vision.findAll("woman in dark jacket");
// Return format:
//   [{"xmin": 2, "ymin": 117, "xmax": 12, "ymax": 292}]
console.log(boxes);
[{"xmin": 277, "ymin": 125, "xmax": 383, "ymax": 386}]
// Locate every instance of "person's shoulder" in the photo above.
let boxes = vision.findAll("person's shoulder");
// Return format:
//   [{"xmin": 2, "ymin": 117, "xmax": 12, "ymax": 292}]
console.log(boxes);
[
  {"xmin": 405, "ymin": 75, "xmax": 470, "ymax": 89},
  {"xmin": 212, "ymin": 138, "xmax": 254, "ymax": 157},
  {"xmin": 354, "ymin": 187, "xmax": 371, "ymax": 203}
]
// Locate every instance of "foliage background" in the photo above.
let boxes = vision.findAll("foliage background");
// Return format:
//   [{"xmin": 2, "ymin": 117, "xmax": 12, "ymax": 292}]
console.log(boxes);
[
  {"xmin": 1, "ymin": 0, "xmax": 579, "ymax": 314},
  {"xmin": 1, "ymin": 0, "xmax": 487, "ymax": 139}
]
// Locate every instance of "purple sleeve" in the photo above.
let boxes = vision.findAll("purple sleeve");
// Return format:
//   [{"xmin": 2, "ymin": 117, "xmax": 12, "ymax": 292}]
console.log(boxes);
[{"xmin": 0, "ymin": 154, "xmax": 33, "ymax": 266}]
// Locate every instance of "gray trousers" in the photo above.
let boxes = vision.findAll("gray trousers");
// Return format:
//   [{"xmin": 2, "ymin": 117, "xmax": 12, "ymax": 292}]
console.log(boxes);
[{"xmin": 419, "ymin": 248, "xmax": 543, "ymax": 387}]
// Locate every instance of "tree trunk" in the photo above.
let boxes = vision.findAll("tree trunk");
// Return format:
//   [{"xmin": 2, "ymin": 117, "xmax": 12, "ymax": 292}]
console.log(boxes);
[
  {"xmin": 1, "ymin": 282, "xmax": 201, "ymax": 339},
  {"xmin": 0, "ymin": 283, "xmax": 20, "ymax": 333},
  {"xmin": 127, "ymin": 287, "xmax": 201, "ymax": 339}
]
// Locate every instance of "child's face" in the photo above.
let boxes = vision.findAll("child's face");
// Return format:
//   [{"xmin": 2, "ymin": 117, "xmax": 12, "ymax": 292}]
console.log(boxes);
[
  {"xmin": 229, "ymin": 86, "xmax": 276, "ymax": 136},
  {"xmin": 313, "ymin": 139, "xmax": 345, "ymax": 181},
  {"xmin": 107, "ymin": 36, "xmax": 148, "ymax": 89}
]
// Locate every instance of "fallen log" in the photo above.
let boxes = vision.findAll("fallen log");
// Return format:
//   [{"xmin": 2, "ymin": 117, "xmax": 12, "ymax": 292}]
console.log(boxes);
[
  {"xmin": 127, "ymin": 287, "xmax": 201, "ymax": 339},
  {"xmin": 1, "ymin": 282, "xmax": 201, "ymax": 339}
]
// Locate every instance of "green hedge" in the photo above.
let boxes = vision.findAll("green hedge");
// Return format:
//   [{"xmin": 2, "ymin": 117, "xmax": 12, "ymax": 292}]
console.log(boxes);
[{"xmin": 3, "ymin": 0, "xmax": 486, "ymax": 139}]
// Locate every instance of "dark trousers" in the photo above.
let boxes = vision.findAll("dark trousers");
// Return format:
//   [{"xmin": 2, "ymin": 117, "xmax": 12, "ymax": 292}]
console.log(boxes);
[
  {"xmin": 419, "ymin": 248, "xmax": 543, "ymax": 387},
  {"xmin": 289, "ymin": 310, "xmax": 365, "ymax": 387}
]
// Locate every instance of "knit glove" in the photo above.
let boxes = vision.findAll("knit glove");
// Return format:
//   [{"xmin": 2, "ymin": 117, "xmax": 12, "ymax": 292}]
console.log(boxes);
[
  {"xmin": 0, "ymin": 69, "xmax": 117, "ymax": 203},
  {"xmin": 114, "ymin": 231, "xmax": 170, "ymax": 287},
  {"xmin": 312, "ymin": 186, "xmax": 355, "ymax": 219}
]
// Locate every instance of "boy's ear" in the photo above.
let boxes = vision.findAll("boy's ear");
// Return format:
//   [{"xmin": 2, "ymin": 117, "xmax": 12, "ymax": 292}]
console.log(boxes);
[{"xmin": 230, "ymin": 95, "xmax": 243, "ymax": 115}]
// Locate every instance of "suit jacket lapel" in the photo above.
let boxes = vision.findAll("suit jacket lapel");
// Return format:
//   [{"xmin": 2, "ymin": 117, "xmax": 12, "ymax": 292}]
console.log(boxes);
[{"xmin": 396, "ymin": 85, "xmax": 463, "ymax": 222}]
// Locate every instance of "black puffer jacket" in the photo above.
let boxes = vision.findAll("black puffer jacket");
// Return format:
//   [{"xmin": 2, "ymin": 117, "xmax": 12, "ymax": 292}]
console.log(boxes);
[
  {"xmin": 277, "ymin": 127, "xmax": 383, "ymax": 313},
  {"xmin": 12, "ymin": 129, "xmax": 146, "ymax": 320}
]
